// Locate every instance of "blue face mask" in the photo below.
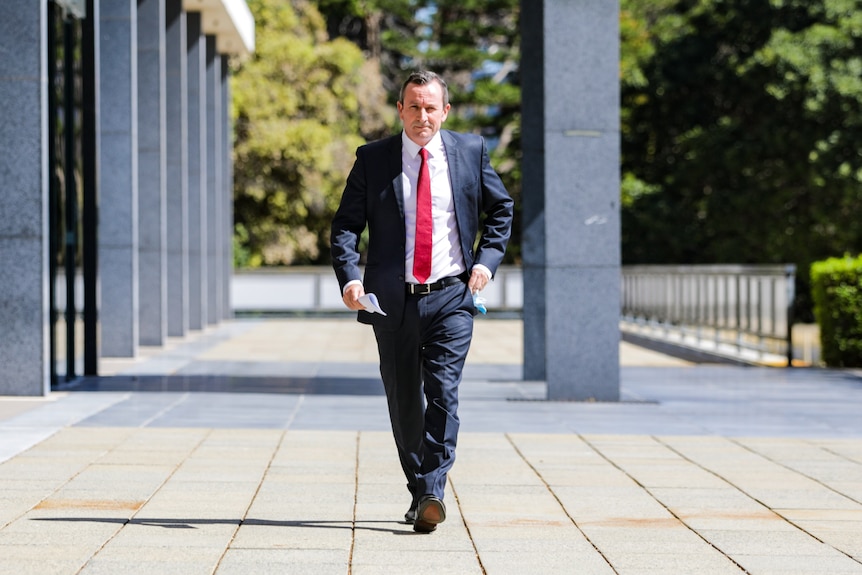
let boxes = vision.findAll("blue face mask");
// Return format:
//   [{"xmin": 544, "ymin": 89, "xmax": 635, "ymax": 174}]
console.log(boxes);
[{"xmin": 472, "ymin": 293, "xmax": 487, "ymax": 314}]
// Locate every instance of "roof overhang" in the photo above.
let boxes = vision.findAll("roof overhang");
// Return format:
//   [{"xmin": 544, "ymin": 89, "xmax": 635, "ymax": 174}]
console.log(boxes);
[{"xmin": 183, "ymin": 0, "xmax": 255, "ymax": 58}]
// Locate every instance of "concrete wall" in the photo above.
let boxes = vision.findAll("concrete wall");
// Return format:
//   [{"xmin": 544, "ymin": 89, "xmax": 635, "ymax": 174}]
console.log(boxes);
[{"xmin": 0, "ymin": 1, "xmax": 249, "ymax": 395}]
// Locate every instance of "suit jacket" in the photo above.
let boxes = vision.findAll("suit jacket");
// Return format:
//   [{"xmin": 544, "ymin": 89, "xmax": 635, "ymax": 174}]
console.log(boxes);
[{"xmin": 331, "ymin": 129, "xmax": 514, "ymax": 330}]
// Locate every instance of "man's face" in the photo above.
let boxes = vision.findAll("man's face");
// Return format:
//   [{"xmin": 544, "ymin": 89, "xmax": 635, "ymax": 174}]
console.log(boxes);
[{"xmin": 397, "ymin": 81, "xmax": 450, "ymax": 147}]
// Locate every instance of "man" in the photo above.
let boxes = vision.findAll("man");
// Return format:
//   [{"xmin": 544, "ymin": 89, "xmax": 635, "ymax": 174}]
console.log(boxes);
[{"xmin": 330, "ymin": 70, "xmax": 513, "ymax": 533}]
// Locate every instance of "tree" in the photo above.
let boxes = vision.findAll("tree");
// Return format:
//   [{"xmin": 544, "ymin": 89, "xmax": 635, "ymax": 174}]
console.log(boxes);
[
  {"xmin": 231, "ymin": 0, "xmax": 391, "ymax": 267},
  {"xmin": 315, "ymin": 0, "xmax": 421, "ymax": 96},
  {"xmin": 620, "ymin": 0, "xmax": 862, "ymax": 318},
  {"xmin": 315, "ymin": 0, "xmax": 523, "ymax": 261}
]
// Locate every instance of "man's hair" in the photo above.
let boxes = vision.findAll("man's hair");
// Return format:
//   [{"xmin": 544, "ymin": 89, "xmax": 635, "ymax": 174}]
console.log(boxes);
[{"xmin": 399, "ymin": 70, "xmax": 449, "ymax": 107}]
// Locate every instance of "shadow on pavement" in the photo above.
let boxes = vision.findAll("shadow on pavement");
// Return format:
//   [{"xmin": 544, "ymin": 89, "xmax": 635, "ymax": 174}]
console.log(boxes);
[{"xmin": 60, "ymin": 375, "xmax": 386, "ymax": 396}]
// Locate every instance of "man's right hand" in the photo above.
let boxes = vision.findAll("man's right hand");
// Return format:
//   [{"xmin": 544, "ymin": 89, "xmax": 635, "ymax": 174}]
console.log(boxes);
[{"xmin": 342, "ymin": 283, "xmax": 366, "ymax": 311}]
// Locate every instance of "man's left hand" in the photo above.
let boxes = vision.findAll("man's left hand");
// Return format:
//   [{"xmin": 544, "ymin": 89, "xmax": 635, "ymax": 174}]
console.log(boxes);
[{"xmin": 468, "ymin": 268, "xmax": 489, "ymax": 294}]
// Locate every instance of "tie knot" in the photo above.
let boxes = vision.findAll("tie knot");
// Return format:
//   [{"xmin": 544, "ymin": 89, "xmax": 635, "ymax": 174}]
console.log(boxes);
[{"xmin": 420, "ymin": 148, "xmax": 428, "ymax": 160}]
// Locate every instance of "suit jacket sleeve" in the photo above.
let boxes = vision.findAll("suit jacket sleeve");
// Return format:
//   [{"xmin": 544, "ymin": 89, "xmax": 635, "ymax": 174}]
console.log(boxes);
[
  {"xmin": 330, "ymin": 147, "xmax": 368, "ymax": 292},
  {"xmin": 330, "ymin": 136, "xmax": 408, "ymax": 329},
  {"xmin": 467, "ymin": 134, "xmax": 514, "ymax": 277}
]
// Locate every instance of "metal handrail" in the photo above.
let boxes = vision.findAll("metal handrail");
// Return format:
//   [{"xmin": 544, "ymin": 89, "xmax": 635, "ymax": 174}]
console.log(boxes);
[{"xmin": 621, "ymin": 264, "xmax": 796, "ymax": 366}]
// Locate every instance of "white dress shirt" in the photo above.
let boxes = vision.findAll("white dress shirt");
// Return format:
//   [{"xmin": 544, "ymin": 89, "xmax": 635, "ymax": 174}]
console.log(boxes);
[
  {"xmin": 401, "ymin": 132, "xmax": 466, "ymax": 284},
  {"xmin": 342, "ymin": 131, "xmax": 492, "ymax": 295}
]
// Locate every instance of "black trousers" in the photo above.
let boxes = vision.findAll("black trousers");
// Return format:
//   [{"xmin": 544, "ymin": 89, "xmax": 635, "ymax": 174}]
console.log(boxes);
[{"xmin": 373, "ymin": 281, "xmax": 475, "ymax": 504}]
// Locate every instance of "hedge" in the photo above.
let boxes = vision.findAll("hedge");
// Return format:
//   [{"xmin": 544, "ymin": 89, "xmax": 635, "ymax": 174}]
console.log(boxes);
[{"xmin": 811, "ymin": 255, "xmax": 862, "ymax": 367}]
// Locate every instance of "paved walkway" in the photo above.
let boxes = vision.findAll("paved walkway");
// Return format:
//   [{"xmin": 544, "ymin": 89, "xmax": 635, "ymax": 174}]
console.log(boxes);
[{"xmin": 1, "ymin": 318, "xmax": 862, "ymax": 574}]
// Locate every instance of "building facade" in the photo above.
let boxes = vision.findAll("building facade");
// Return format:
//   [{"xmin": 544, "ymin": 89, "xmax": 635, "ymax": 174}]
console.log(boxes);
[
  {"xmin": 2, "ymin": 0, "xmax": 622, "ymax": 402},
  {"xmin": 0, "ymin": 0, "xmax": 254, "ymax": 395}
]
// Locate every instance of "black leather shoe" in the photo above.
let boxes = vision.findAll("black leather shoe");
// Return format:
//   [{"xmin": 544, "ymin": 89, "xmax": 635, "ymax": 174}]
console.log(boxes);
[{"xmin": 413, "ymin": 495, "xmax": 446, "ymax": 533}]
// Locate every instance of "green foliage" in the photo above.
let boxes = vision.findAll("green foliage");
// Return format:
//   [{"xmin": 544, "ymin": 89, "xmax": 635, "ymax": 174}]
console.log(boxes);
[
  {"xmin": 315, "ymin": 0, "xmax": 523, "ymax": 262},
  {"xmin": 811, "ymin": 255, "xmax": 862, "ymax": 366},
  {"xmin": 620, "ymin": 0, "xmax": 862, "ymax": 320},
  {"xmin": 231, "ymin": 0, "xmax": 391, "ymax": 267},
  {"xmin": 425, "ymin": 0, "xmax": 522, "ymax": 261},
  {"xmin": 240, "ymin": 0, "xmax": 862, "ymax": 296}
]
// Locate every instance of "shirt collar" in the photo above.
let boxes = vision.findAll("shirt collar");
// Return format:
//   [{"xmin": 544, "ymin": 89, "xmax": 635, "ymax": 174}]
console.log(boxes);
[{"xmin": 402, "ymin": 130, "xmax": 445, "ymax": 160}]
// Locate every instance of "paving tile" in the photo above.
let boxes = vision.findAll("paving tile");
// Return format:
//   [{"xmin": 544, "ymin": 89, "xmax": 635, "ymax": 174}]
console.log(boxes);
[
  {"xmin": 785, "ymin": 509, "xmax": 862, "ymax": 521},
  {"xmin": 230, "ymin": 522, "xmax": 353, "ymax": 550},
  {"xmin": 583, "ymin": 525, "xmax": 713, "ymax": 555},
  {"xmin": 477, "ymin": 549, "xmax": 615, "ymax": 575},
  {"xmin": 351, "ymin": 549, "xmax": 483, "ymax": 575},
  {"xmin": 0, "ymin": 558, "xmax": 88, "ymax": 575},
  {"xmin": 607, "ymin": 550, "xmax": 743, "ymax": 572},
  {"xmin": 0, "ymin": 539, "xmax": 107, "ymax": 559},
  {"xmin": 82, "ymin": 545, "xmax": 222, "ymax": 566},
  {"xmin": 105, "ymin": 521, "xmax": 237, "ymax": 548},
  {"xmin": 79, "ymin": 558, "xmax": 218, "ymax": 575},
  {"xmin": 697, "ymin": 528, "xmax": 844, "ymax": 556},
  {"xmin": 732, "ymin": 553, "xmax": 862, "ymax": 574},
  {"xmin": 215, "ymin": 548, "xmax": 349, "ymax": 575}
]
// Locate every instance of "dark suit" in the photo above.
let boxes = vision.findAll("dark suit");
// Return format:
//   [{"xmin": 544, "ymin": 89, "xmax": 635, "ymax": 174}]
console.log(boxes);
[{"xmin": 331, "ymin": 129, "xmax": 513, "ymax": 505}]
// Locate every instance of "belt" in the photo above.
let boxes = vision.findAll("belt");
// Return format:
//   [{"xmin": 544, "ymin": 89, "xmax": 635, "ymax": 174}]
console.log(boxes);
[{"xmin": 406, "ymin": 273, "xmax": 468, "ymax": 295}]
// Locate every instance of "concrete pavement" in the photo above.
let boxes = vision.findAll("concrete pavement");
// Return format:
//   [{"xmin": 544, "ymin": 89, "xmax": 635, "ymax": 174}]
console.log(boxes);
[{"xmin": 2, "ymin": 317, "xmax": 862, "ymax": 574}]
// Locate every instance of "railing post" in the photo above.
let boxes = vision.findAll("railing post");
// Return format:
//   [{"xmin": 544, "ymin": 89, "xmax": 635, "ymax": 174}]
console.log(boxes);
[
  {"xmin": 785, "ymin": 265, "xmax": 796, "ymax": 367},
  {"xmin": 695, "ymin": 273, "xmax": 702, "ymax": 345}
]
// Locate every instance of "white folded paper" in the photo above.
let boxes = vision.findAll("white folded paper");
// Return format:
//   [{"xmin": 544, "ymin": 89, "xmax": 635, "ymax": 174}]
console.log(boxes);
[{"xmin": 358, "ymin": 293, "xmax": 387, "ymax": 316}]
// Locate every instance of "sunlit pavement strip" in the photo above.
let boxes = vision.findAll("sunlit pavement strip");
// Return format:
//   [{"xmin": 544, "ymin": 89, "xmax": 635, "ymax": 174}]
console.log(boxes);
[{"xmin": 0, "ymin": 428, "xmax": 860, "ymax": 574}]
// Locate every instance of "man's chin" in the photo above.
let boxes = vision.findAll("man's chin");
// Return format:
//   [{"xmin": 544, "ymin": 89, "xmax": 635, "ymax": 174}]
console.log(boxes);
[{"xmin": 407, "ymin": 131, "xmax": 433, "ymax": 146}]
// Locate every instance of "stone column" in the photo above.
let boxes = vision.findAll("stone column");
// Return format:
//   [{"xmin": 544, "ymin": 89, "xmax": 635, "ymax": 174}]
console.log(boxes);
[
  {"xmin": 186, "ymin": 12, "xmax": 207, "ymax": 330},
  {"xmin": 137, "ymin": 0, "xmax": 167, "ymax": 346},
  {"xmin": 221, "ymin": 55, "xmax": 233, "ymax": 320},
  {"xmin": 0, "ymin": 3, "xmax": 50, "ymax": 395},
  {"xmin": 99, "ymin": 0, "xmax": 139, "ymax": 357},
  {"xmin": 521, "ymin": 0, "xmax": 621, "ymax": 401},
  {"xmin": 521, "ymin": 1, "xmax": 546, "ymax": 384},
  {"xmin": 205, "ymin": 36, "xmax": 223, "ymax": 325},
  {"xmin": 165, "ymin": 0, "xmax": 188, "ymax": 337}
]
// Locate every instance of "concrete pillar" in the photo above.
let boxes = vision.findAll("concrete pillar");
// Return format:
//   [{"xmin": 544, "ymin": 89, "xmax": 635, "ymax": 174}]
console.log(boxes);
[
  {"xmin": 205, "ymin": 36, "xmax": 223, "ymax": 325},
  {"xmin": 165, "ymin": 0, "xmax": 188, "ymax": 336},
  {"xmin": 221, "ymin": 55, "xmax": 233, "ymax": 320},
  {"xmin": 0, "ymin": 3, "xmax": 50, "ymax": 395},
  {"xmin": 186, "ymin": 12, "xmax": 207, "ymax": 330},
  {"xmin": 99, "ymin": 0, "xmax": 139, "ymax": 357},
  {"xmin": 521, "ymin": 1, "xmax": 546, "ymax": 384},
  {"xmin": 137, "ymin": 0, "xmax": 167, "ymax": 346},
  {"xmin": 521, "ymin": 0, "xmax": 621, "ymax": 400}
]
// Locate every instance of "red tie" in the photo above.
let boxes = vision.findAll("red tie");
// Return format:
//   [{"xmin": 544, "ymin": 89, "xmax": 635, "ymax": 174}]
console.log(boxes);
[{"xmin": 413, "ymin": 148, "xmax": 432, "ymax": 284}]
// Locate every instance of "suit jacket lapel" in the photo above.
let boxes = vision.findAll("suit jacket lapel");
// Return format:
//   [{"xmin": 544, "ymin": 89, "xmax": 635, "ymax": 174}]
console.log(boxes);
[
  {"xmin": 441, "ymin": 130, "xmax": 461, "ymax": 196},
  {"xmin": 441, "ymin": 130, "xmax": 469, "ymax": 243}
]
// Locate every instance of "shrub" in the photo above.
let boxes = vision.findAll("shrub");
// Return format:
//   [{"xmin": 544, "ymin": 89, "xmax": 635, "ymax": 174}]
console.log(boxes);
[{"xmin": 811, "ymin": 255, "xmax": 862, "ymax": 367}]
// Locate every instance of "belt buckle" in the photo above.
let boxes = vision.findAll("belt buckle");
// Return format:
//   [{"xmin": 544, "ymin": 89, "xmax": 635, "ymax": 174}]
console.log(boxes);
[{"xmin": 411, "ymin": 283, "xmax": 432, "ymax": 295}]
